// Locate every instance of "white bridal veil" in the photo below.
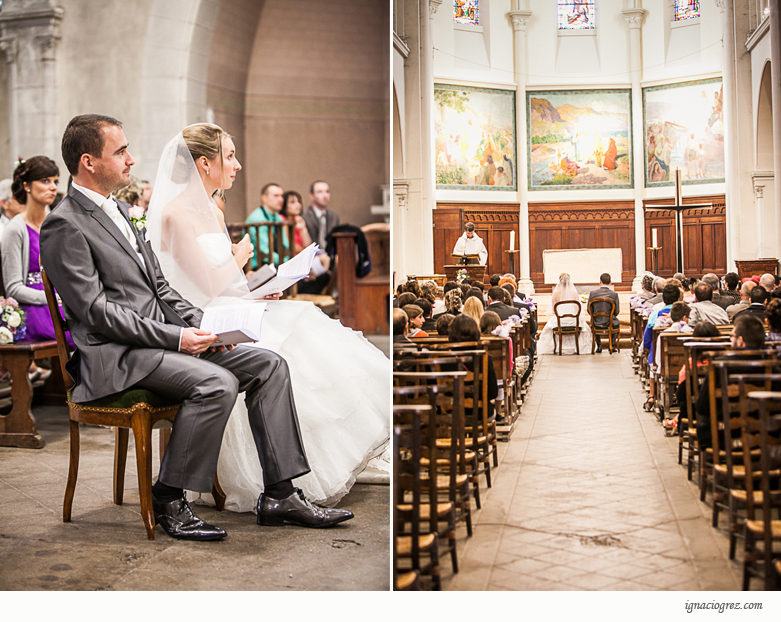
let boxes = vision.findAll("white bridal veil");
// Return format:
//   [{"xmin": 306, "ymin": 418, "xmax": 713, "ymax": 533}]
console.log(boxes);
[
  {"xmin": 146, "ymin": 133, "xmax": 250, "ymax": 305},
  {"xmin": 548, "ymin": 272, "xmax": 580, "ymax": 317}
]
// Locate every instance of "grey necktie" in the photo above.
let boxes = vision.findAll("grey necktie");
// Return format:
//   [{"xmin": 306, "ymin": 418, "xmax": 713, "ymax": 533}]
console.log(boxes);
[{"xmin": 318, "ymin": 211, "xmax": 327, "ymax": 248}]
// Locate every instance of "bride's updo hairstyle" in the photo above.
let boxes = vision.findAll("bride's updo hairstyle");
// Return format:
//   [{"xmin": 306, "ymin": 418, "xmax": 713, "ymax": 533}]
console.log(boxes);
[
  {"xmin": 12, "ymin": 156, "xmax": 59, "ymax": 204},
  {"xmin": 182, "ymin": 123, "xmax": 231, "ymax": 188}
]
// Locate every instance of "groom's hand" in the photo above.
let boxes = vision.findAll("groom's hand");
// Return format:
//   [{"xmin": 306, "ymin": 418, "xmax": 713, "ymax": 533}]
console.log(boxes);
[{"xmin": 180, "ymin": 328, "xmax": 219, "ymax": 355}]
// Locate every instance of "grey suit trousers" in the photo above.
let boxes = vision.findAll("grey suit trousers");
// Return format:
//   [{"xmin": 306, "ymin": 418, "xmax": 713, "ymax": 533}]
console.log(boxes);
[{"xmin": 134, "ymin": 344, "xmax": 311, "ymax": 493}]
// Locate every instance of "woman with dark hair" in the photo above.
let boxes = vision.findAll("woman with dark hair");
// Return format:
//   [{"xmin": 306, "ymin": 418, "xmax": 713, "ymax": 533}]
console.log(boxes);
[
  {"xmin": 765, "ymin": 298, "xmax": 781, "ymax": 342},
  {"xmin": 280, "ymin": 189, "xmax": 330, "ymax": 279},
  {"xmin": 1, "ymin": 156, "xmax": 72, "ymax": 365},
  {"xmin": 448, "ymin": 314, "xmax": 499, "ymax": 419}
]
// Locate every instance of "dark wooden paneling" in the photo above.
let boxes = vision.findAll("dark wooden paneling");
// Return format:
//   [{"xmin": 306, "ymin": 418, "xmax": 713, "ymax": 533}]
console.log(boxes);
[
  {"xmin": 433, "ymin": 203, "xmax": 519, "ymax": 280},
  {"xmin": 643, "ymin": 195, "xmax": 726, "ymax": 277},
  {"xmin": 528, "ymin": 201, "xmax": 636, "ymax": 291}
]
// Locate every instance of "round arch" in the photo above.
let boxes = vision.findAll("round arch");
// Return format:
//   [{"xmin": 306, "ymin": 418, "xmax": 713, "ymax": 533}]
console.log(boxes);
[{"xmin": 756, "ymin": 59, "xmax": 774, "ymax": 170}]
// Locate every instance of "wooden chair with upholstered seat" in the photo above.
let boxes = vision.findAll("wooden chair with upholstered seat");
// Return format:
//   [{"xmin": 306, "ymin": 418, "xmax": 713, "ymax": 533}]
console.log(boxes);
[
  {"xmin": 42, "ymin": 269, "xmax": 225, "ymax": 540},
  {"xmin": 587, "ymin": 297, "xmax": 619, "ymax": 355},
  {"xmin": 552, "ymin": 300, "xmax": 582, "ymax": 355}
]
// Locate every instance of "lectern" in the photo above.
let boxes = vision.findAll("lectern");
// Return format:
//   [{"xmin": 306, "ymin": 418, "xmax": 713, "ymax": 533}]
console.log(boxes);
[{"xmin": 451, "ymin": 253, "xmax": 482, "ymax": 266}]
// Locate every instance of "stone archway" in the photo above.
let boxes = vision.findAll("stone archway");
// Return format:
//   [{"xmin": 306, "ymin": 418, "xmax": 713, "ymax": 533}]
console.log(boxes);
[{"xmin": 757, "ymin": 60, "xmax": 774, "ymax": 170}]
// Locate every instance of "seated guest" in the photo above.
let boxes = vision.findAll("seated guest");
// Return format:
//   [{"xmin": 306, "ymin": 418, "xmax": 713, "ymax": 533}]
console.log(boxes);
[
  {"xmin": 765, "ymin": 298, "xmax": 781, "ymax": 343},
  {"xmin": 448, "ymin": 314, "xmax": 498, "ymax": 419},
  {"xmin": 415, "ymin": 298, "xmax": 436, "ymax": 333},
  {"xmin": 721, "ymin": 272, "xmax": 741, "ymax": 307},
  {"xmin": 0, "ymin": 178, "xmax": 26, "ymax": 238},
  {"xmin": 393, "ymin": 308, "xmax": 412, "ymax": 344},
  {"xmin": 436, "ymin": 313, "xmax": 455, "ymax": 335},
  {"xmin": 630, "ymin": 274, "xmax": 655, "ymax": 308},
  {"xmin": 702, "ymin": 273, "xmax": 730, "ymax": 310},
  {"xmin": 654, "ymin": 302, "xmax": 693, "ymax": 427},
  {"xmin": 418, "ymin": 281, "xmax": 437, "ymax": 308},
  {"xmin": 480, "ymin": 310, "xmax": 502, "ymax": 335},
  {"xmin": 733, "ymin": 285, "xmax": 767, "ymax": 323},
  {"xmin": 772, "ymin": 286, "xmax": 781, "ymax": 301},
  {"xmin": 760, "ymin": 272, "xmax": 775, "ymax": 293},
  {"xmin": 433, "ymin": 286, "xmax": 445, "ymax": 315},
  {"xmin": 392, "ymin": 284, "xmax": 404, "ymax": 308},
  {"xmin": 688, "ymin": 282, "xmax": 729, "ymax": 326},
  {"xmin": 642, "ymin": 283, "xmax": 681, "ymax": 372},
  {"xmin": 396, "ymin": 292, "xmax": 416, "ymax": 309},
  {"xmin": 695, "ymin": 315, "xmax": 770, "ymax": 449},
  {"xmin": 464, "ymin": 286, "xmax": 484, "ymax": 304},
  {"xmin": 246, "ymin": 183, "xmax": 289, "ymax": 268},
  {"xmin": 489, "ymin": 273, "xmax": 501, "ymax": 287},
  {"xmin": 403, "ymin": 279, "xmax": 422, "ymax": 299},
  {"xmin": 641, "ymin": 277, "xmax": 668, "ymax": 314},
  {"xmin": 485, "ymin": 286, "xmax": 521, "ymax": 322},
  {"xmin": 459, "ymin": 283, "xmax": 470, "ymax": 299},
  {"xmin": 462, "ymin": 296, "xmax": 484, "ymax": 326},
  {"xmin": 588, "ymin": 272, "xmax": 620, "ymax": 353},
  {"xmin": 681, "ymin": 278, "xmax": 696, "ymax": 304},
  {"xmin": 2, "ymin": 156, "xmax": 73, "ymax": 364},
  {"xmin": 402, "ymin": 304, "xmax": 428, "ymax": 337},
  {"xmin": 444, "ymin": 288, "xmax": 463, "ymax": 315},
  {"xmin": 726, "ymin": 280, "xmax": 754, "ymax": 319}
]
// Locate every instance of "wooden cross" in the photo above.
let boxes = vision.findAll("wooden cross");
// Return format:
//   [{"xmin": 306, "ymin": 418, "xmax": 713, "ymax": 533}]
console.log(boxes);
[{"xmin": 644, "ymin": 169, "xmax": 713, "ymax": 274}]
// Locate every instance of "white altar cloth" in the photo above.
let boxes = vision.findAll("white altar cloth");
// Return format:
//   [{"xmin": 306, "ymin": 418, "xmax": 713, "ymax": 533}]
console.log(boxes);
[{"xmin": 543, "ymin": 248, "xmax": 622, "ymax": 284}]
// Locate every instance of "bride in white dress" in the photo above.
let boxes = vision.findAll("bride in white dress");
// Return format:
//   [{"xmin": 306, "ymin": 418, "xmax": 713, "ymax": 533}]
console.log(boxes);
[
  {"xmin": 536, "ymin": 273, "xmax": 592, "ymax": 355},
  {"xmin": 146, "ymin": 125, "xmax": 389, "ymax": 511}
]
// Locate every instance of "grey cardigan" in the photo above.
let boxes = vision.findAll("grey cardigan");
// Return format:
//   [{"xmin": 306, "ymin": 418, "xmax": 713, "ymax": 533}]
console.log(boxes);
[{"xmin": 1, "ymin": 213, "xmax": 47, "ymax": 305}]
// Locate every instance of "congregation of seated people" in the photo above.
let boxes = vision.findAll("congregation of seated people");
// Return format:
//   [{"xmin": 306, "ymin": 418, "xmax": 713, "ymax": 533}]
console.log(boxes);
[
  {"xmin": 630, "ymin": 270, "xmax": 781, "ymax": 591},
  {"xmin": 392, "ymin": 274, "xmax": 538, "ymax": 589}
]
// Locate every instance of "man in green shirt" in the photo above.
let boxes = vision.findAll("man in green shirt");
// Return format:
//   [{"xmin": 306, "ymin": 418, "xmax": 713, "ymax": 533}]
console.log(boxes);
[{"xmin": 246, "ymin": 182, "xmax": 289, "ymax": 268}]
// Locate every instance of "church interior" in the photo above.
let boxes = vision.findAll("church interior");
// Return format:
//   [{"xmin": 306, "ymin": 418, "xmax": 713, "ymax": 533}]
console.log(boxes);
[
  {"xmin": 393, "ymin": 0, "xmax": 781, "ymax": 594},
  {"xmin": 0, "ymin": 0, "xmax": 390, "ymax": 593}
]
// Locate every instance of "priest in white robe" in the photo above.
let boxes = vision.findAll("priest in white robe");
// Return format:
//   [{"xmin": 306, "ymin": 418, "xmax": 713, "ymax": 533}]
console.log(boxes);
[{"xmin": 452, "ymin": 221, "xmax": 488, "ymax": 265}]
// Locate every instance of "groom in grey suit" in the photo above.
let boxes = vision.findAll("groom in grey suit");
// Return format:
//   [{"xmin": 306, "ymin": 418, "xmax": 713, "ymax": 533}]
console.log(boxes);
[
  {"xmin": 587, "ymin": 273, "xmax": 621, "ymax": 352},
  {"xmin": 41, "ymin": 114, "xmax": 352, "ymax": 539}
]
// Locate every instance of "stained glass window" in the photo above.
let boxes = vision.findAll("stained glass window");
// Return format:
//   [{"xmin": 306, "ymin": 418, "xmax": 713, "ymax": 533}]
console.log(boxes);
[
  {"xmin": 454, "ymin": 0, "xmax": 479, "ymax": 26},
  {"xmin": 674, "ymin": 0, "xmax": 700, "ymax": 21},
  {"xmin": 558, "ymin": 1, "xmax": 595, "ymax": 30}
]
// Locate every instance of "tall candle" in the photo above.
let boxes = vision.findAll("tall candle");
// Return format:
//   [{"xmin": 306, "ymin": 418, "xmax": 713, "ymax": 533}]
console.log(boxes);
[
  {"xmin": 509, "ymin": 231, "xmax": 515, "ymax": 251},
  {"xmin": 652, "ymin": 228, "xmax": 658, "ymax": 248}
]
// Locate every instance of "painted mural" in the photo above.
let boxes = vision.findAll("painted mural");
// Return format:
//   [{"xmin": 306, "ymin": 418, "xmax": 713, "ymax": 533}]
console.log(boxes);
[
  {"xmin": 527, "ymin": 89, "xmax": 633, "ymax": 190},
  {"xmin": 435, "ymin": 85, "xmax": 516, "ymax": 190},
  {"xmin": 643, "ymin": 78, "xmax": 724, "ymax": 187}
]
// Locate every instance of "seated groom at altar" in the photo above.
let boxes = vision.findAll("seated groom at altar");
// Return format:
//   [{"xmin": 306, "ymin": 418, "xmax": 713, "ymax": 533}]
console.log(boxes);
[{"xmin": 587, "ymin": 273, "xmax": 620, "ymax": 353}]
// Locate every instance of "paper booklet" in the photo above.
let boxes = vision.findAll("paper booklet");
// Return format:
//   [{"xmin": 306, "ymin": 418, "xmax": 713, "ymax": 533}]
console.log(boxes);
[
  {"xmin": 244, "ymin": 243, "xmax": 319, "ymax": 299},
  {"xmin": 200, "ymin": 302, "xmax": 267, "ymax": 346},
  {"xmin": 246, "ymin": 263, "xmax": 277, "ymax": 291}
]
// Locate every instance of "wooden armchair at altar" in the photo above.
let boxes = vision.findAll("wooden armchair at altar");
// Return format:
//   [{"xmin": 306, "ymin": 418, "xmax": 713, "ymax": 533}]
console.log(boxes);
[
  {"xmin": 552, "ymin": 300, "xmax": 582, "ymax": 356},
  {"xmin": 587, "ymin": 297, "xmax": 620, "ymax": 355},
  {"xmin": 41, "ymin": 269, "xmax": 226, "ymax": 540}
]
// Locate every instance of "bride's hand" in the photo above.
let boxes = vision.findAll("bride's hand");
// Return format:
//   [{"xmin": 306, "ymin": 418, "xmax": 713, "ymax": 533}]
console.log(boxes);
[{"xmin": 232, "ymin": 233, "xmax": 254, "ymax": 269}]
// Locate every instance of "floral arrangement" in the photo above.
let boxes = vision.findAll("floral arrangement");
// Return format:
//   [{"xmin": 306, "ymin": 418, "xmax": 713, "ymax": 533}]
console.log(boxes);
[
  {"xmin": 455, "ymin": 268, "xmax": 470, "ymax": 284},
  {"xmin": 579, "ymin": 292, "xmax": 589, "ymax": 304},
  {"xmin": 128, "ymin": 206, "xmax": 147, "ymax": 230},
  {"xmin": 0, "ymin": 297, "xmax": 26, "ymax": 344}
]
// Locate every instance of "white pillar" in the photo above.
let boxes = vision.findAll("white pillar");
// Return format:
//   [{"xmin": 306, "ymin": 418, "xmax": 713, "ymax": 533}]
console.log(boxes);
[
  {"xmin": 754, "ymin": 181, "xmax": 766, "ymax": 257},
  {"xmin": 769, "ymin": 0, "xmax": 781, "ymax": 255},
  {"xmin": 0, "ymin": 36, "xmax": 19, "ymax": 170},
  {"xmin": 509, "ymin": 5, "xmax": 534, "ymax": 296},
  {"xmin": 719, "ymin": 0, "xmax": 741, "ymax": 268},
  {"xmin": 623, "ymin": 7, "xmax": 647, "ymax": 290}
]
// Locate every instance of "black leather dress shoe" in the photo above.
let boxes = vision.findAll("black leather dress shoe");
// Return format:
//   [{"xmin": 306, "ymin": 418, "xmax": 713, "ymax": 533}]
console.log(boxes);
[
  {"xmin": 595, "ymin": 346, "xmax": 602, "ymax": 353},
  {"xmin": 152, "ymin": 494, "xmax": 227, "ymax": 541},
  {"xmin": 257, "ymin": 488, "xmax": 354, "ymax": 528}
]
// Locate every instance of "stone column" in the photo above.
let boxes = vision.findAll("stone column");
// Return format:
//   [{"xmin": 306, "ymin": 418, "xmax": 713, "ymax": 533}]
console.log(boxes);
[
  {"xmin": 419, "ymin": 0, "xmax": 442, "ymax": 272},
  {"xmin": 718, "ymin": 0, "xmax": 741, "ymax": 268},
  {"xmin": 623, "ymin": 6, "xmax": 646, "ymax": 290},
  {"xmin": 508, "ymin": 6, "xmax": 534, "ymax": 296},
  {"xmin": 769, "ymin": 0, "xmax": 781, "ymax": 253},
  {"xmin": 0, "ymin": 1, "xmax": 63, "ymax": 170},
  {"xmin": 754, "ymin": 181, "xmax": 765, "ymax": 257}
]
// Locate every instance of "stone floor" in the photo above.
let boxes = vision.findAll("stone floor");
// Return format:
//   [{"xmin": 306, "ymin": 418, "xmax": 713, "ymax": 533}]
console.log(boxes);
[
  {"xmin": 443, "ymin": 350, "xmax": 745, "ymax": 591},
  {"xmin": 0, "ymin": 334, "xmax": 390, "ymax": 592}
]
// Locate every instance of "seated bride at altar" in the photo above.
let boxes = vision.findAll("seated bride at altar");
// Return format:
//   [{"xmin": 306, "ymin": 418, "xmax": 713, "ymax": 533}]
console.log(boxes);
[{"xmin": 537, "ymin": 273, "xmax": 592, "ymax": 355}]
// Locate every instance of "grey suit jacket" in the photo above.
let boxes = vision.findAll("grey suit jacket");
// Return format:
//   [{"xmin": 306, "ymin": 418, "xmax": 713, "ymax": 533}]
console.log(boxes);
[
  {"xmin": 40, "ymin": 186, "xmax": 203, "ymax": 402},
  {"xmin": 588, "ymin": 287, "xmax": 620, "ymax": 327},
  {"xmin": 302, "ymin": 205, "xmax": 339, "ymax": 246}
]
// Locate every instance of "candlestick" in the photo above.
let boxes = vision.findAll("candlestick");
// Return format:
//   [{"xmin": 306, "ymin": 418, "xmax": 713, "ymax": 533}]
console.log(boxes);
[
  {"xmin": 652, "ymin": 228, "xmax": 658, "ymax": 248},
  {"xmin": 509, "ymin": 231, "xmax": 515, "ymax": 251}
]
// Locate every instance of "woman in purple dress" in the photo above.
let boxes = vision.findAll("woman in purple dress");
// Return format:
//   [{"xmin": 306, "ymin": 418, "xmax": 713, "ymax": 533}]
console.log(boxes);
[{"xmin": 1, "ymin": 156, "xmax": 71, "ymax": 376}]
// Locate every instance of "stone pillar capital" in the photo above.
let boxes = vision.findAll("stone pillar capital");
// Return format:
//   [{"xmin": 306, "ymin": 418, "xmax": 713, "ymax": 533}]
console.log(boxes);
[
  {"xmin": 715, "ymin": 0, "xmax": 725, "ymax": 13},
  {"xmin": 36, "ymin": 32, "xmax": 60, "ymax": 61},
  {"xmin": 508, "ymin": 9, "xmax": 533, "ymax": 32},
  {"xmin": 0, "ymin": 36, "xmax": 18, "ymax": 64},
  {"xmin": 429, "ymin": 0, "xmax": 444, "ymax": 18},
  {"xmin": 755, "ymin": 184, "xmax": 765, "ymax": 199},
  {"xmin": 622, "ymin": 7, "xmax": 647, "ymax": 29}
]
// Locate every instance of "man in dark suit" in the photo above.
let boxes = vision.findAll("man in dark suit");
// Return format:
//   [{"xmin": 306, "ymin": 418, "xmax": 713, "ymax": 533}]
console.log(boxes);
[
  {"xmin": 733, "ymin": 285, "xmax": 767, "ymax": 324},
  {"xmin": 486, "ymin": 286, "xmax": 521, "ymax": 321},
  {"xmin": 301, "ymin": 180, "xmax": 340, "ymax": 249},
  {"xmin": 588, "ymin": 273, "xmax": 620, "ymax": 353},
  {"xmin": 41, "ymin": 115, "xmax": 352, "ymax": 541}
]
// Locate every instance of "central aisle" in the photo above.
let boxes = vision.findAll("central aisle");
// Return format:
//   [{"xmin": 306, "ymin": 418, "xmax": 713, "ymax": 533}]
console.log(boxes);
[{"xmin": 444, "ymin": 352, "xmax": 740, "ymax": 591}]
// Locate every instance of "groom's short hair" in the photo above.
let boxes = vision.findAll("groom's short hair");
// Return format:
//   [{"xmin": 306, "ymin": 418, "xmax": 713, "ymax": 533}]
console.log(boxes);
[{"xmin": 62, "ymin": 114, "xmax": 123, "ymax": 176}]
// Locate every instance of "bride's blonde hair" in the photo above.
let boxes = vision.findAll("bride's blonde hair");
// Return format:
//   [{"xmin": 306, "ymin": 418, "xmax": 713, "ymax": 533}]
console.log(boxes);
[{"xmin": 182, "ymin": 123, "xmax": 231, "ymax": 193}]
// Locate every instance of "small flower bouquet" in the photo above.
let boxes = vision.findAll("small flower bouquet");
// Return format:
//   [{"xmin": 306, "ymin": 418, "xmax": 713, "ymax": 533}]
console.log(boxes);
[
  {"xmin": 579, "ymin": 292, "xmax": 589, "ymax": 304},
  {"xmin": 0, "ymin": 297, "xmax": 26, "ymax": 344},
  {"xmin": 128, "ymin": 206, "xmax": 147, "ymax": 230},
  {"xmin": 455, "ymin": 268, "xmax": 469, "ymax": 284}
]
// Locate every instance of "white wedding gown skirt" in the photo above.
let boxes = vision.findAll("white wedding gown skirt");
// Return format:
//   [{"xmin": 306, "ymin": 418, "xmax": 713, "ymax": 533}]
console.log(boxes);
[
  {"xmin": 213, "ymin": 300, "xmax": 390, "ymax": 511},
  {"xmin": 537, "ymin": 312, "xmax": 592, "ymax": 355}
]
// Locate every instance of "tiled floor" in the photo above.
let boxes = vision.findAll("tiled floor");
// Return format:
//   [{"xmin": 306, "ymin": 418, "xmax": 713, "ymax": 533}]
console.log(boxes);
[{"xmin": 443, "ymin": 351, "xmax": 742, "ymax": 591}]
